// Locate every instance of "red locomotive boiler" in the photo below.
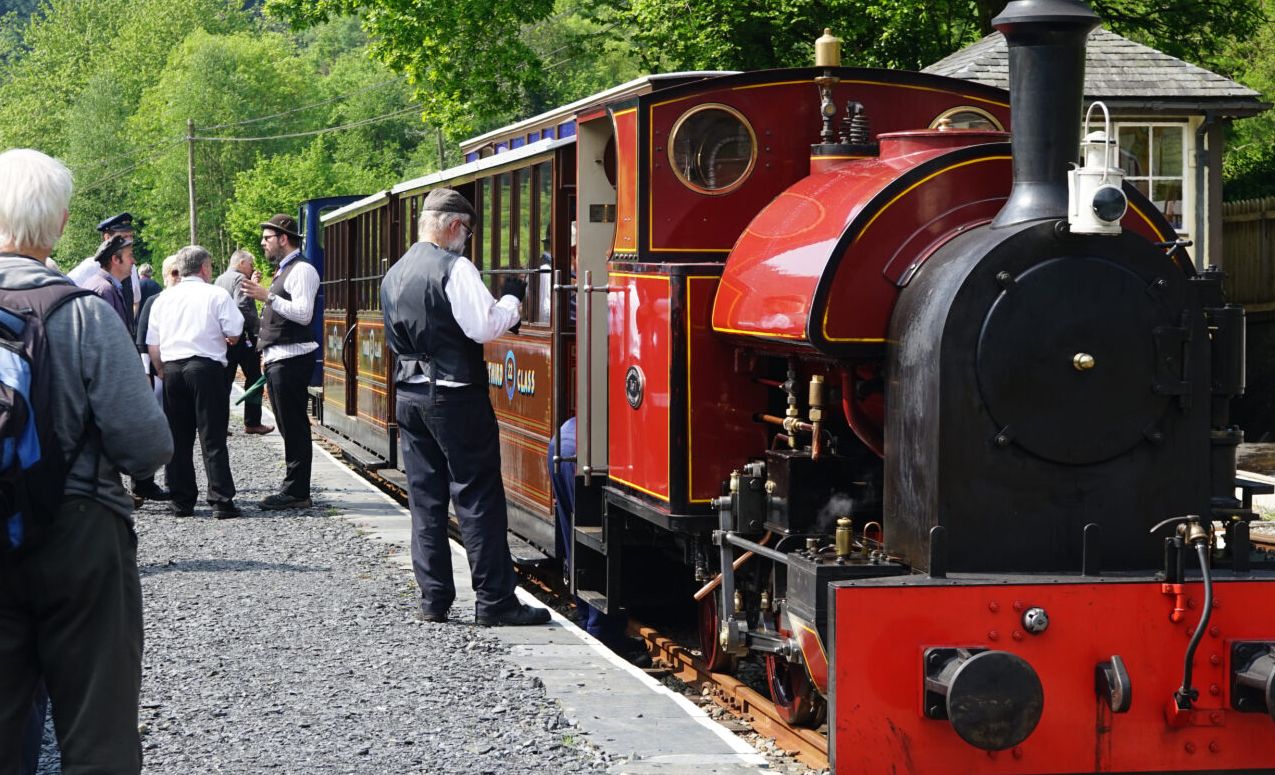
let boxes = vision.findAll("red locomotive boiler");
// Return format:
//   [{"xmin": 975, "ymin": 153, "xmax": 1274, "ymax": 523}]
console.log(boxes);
[{"xmin": 313, "ymin": 0, "xmax": 1275, "ymax": 770}]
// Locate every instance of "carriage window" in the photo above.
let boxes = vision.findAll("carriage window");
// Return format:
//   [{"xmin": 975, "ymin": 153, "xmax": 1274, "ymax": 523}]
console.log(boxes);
[
  {"xmin": 473, "ymin": 180, "xmax": 485, "ymax": 269},
  {"xmin": 479, "ymin": 179, "xmax": 494, "ymax": 271},
  {"xmin": 496, "ymin": 173, "xmax": 511, "ymax": 294},
  {"xmin": 930, "ymin": 106, "xmax": 1003, "ymax": 131},
  {"xmin": 533, "ymin": 162, "xmax": 553, "ymax": 325},
  {"xmin": 518, "ymin": 168, "xmax": 532, "ymax": 269},
  {"xmin": 669, "ymin": 104, "xmax": 756, "ymax": 195}
]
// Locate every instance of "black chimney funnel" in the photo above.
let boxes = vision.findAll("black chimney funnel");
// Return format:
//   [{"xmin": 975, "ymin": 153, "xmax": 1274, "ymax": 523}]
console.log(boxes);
[{"xmin": 991, "ymin": 0, "xmax": 1100, "ymax": 228}]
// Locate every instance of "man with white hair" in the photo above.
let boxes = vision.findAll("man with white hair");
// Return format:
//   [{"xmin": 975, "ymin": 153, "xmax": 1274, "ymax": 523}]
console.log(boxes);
[
  {"xmin": 146, "ymin": 245, "xmax": 244, "ymax": 520},
  {"xmin": 381, "ymin": 187, "xmax": 547, "ymax": 627},
  {"xmin": 0, "ymin": 148, "xmax": 172, "ymax": 773},
  {"xmin": 216, "ymin": 248, "xmax": 271, "ymax": 435}
]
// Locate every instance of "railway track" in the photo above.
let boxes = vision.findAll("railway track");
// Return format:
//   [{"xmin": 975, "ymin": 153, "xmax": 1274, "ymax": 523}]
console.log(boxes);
[{"xmin": 312, "ymin": 426, "xmax": 831, "ymax": 772}]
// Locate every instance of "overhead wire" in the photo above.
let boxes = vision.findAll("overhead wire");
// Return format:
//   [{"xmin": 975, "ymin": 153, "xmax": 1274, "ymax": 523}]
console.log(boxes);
[
  {"xmin": 77, "ymin": 141, "xmax": 185, "ymax": 195},
  {"xmin": 192, "ymin": 103, "xmax": 422, "ymax": 142},
  {"xmin": 74, "ymin": 135, "xmax": 187, "ymax": 173}
]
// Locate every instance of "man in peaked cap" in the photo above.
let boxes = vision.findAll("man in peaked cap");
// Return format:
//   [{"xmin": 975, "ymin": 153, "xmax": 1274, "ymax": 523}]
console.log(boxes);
[
  {"xmin": 239, "ymin": 213, "xmax": 318, "ymax": 510},
  {"xmin": 69, "ymin": 212, "xmax": 144, "ymax": 326},
  {"xmin": 381, "ymin": 187, "xmax": 548, "ymax": 627}
]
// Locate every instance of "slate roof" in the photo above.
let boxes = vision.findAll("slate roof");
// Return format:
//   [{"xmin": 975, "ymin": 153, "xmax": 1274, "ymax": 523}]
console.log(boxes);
[{"xmin": 924, "ymin": 28, "xmax": 1268, "ymax": 117}]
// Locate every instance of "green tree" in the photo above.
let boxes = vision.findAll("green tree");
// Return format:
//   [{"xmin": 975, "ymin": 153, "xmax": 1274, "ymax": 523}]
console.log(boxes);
[
  {"xmin": 1222, "ymin": 1, "xmax": 1275, "ymax": 199},
  {"xmin": 0, "ymin": 0, "xmax": 251, "ymax": 263},
  {"xmin": 265, "ymin": 0, "xmax": 557, "ymax": 138},
  {"xmin": 223, "ymin": 135, "xmax": 388, "ymax": 271},
  {"xmin": 128, "ymin": 29, "xmax": 313, "ymax": 260}
]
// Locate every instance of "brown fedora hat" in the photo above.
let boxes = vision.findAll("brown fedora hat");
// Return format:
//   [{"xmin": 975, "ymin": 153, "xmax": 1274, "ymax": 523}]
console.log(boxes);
[{"xmin": 259, "ymin": 213, "xmax": 301, "ymax": 240}]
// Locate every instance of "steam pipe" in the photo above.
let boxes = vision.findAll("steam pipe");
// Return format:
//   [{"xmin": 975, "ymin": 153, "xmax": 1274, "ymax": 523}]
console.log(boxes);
[
  {"xmin": 840, "ymin": 369, "xmax": 884, "ymax": 458},
  {"xmin": 990, "ymin": 0, "xmax": 1100, "ymax": 228}
]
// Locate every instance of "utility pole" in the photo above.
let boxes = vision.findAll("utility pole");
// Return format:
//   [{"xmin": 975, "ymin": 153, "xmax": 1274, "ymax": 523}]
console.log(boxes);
[{"xmin": 186, "ymin": 118, "xmax": 197, "ymax": 244}]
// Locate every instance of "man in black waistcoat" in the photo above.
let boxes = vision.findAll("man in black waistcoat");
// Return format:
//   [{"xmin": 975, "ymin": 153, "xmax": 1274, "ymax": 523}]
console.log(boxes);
[
  {"xmin": 381, "ymin": 188, "xmax": 548, "ymax": 627},
  {"xmin": 241, "ymin": 214, "xmax": 316, "ymax": 510}
]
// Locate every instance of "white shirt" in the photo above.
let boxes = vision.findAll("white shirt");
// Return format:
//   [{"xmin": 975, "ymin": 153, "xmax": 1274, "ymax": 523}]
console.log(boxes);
[
  {"xmin": 146, "ymin": 277, "xmax": 244, "ymax": 366},
  {"xmin": 261, "ymin": 250, "xmax": 320, "ymax": 365},
  {"xmin": 70, "ymin": 256, "xmax": 141, "ymax": 308},
  {"xmin": 404, "ymin": 250, "xmax": 521, "ymax": 387}
]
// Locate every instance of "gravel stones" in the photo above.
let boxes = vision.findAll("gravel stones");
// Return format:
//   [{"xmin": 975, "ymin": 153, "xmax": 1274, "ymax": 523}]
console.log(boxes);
[{"xmin": 34, "ymin": 422, "xmax": 606, "ymax": 774}]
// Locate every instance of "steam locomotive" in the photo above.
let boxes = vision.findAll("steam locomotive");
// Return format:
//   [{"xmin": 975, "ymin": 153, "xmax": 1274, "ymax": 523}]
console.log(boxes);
[{"xmin": 308, "ymin": 0, "xmax": 1275, "ymax": 770}]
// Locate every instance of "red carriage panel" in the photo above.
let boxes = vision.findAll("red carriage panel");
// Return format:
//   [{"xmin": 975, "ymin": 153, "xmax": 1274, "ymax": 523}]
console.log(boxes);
[{"xmin": 486, "ymin": 334, "xmax": 553, "ymax": 514}]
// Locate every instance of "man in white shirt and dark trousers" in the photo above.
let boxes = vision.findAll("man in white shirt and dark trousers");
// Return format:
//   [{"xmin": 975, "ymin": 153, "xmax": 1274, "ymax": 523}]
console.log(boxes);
[
  {"xmin": 381, "ymin": 188, "xmax": 548, "ymax": 627},
  {"xmin": 240, "ymin": 214, "xmax": 317, "ymax": 510},
  {"xmin": 146, "ymin": 245, "xmax": 245, "ymax": 519}
]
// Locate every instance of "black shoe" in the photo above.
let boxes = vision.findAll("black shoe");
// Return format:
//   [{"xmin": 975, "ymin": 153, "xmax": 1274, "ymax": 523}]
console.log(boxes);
[
  {"xmin": 417, "ymin": 609, "xmax": 448, "ymax": 623},
  {"xmin": 611, "ymin": 636, "xmax": 653, "ymax": 668},
  {"xmin": 169, "ymin": 503, "xmax": 195, "ymax": 518},
  {"xmin": 133, "ymin": 483, "xmax": 171, "ymax": 501},
  {"xmin": 258, "ymin": 493, "xmax": 313, "ymax": 510},
  {"xmin": 212, "ymin": 502, "xmax": 242, "ymax": 520},
  {"xmin": 475, "ymin": 603, "xmax": 551, "ymax": 627}
]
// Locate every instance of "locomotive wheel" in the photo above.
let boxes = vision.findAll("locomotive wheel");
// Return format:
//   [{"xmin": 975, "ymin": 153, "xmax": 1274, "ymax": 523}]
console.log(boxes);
[
  {"xmin": 697, "ymin": 594, "xmax": 737, "ymax": 674},
  {"xmin": 765, "ymin": 652, "xmax": 825, "ymax": 727}
]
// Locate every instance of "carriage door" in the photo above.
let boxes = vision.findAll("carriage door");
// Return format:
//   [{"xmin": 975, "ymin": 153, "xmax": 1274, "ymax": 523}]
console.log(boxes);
[{"xmin": 322, "ymin": 216, "xmax": 358, "ymax": 422}]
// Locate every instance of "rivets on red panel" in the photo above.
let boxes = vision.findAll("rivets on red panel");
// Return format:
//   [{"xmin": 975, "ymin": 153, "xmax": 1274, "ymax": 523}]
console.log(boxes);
[
  {"xmin": 1011, "ymin": 747, "xmax": 1023, "ymax": 760},
  {"xmin": 987, "ymin": 630, "xmax": 1000, "ymax": 641},
  {"xmin": 1187, "ymin": 598, "xmax": 1198, "ymax": 609},
  {"xmin": 1209, "ymin": 625, "xmax": 1220, "ymax": 637},
  {"xmin": 1209, "ymin": 741, "xmax": 1221, "ymax": 754},
  {"xmin": 1013, "ymin": 600, "xmax": 1026, "ymax": 612},
  {"xmin": 1184, "ymin": 742, "xmax": 1196, "ymax": 754},
  {"xmin": 1209, "ymin": 711, "xmax": 1224, "ymax": 725},
  {"xmin": 988, "ymin": 601, "xmax": 1000, "ymax": 613},
  {"xmin": 1209, "ymin": 653, "xmax": 1222, "ymax": 666},
  {"xmin": 1012, "ymin": 630, "xmax": 1025, "ymax": 641},
  {"xmin": 1210, "ymin": 684, "xmax": 1221, "ymax": 696}
]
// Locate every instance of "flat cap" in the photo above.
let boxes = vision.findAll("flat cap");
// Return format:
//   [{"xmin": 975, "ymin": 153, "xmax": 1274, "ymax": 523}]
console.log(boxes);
[
  {"xmin": 259, "ymin": 213, "xmax": 301, "ymax": 240},
  {"xmin": 96, "ymin": 212, "xmax": 134, "ymax": 233},
  {"xmin": 422, "ymin": 188, "xmax": 476, "ymax": 220}
]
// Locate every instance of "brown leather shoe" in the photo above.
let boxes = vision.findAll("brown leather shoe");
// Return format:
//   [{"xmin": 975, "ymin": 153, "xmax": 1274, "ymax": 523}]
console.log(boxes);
[{"xmin": 244, "ymin": 425, "xmax": 274, "ymax": 435}]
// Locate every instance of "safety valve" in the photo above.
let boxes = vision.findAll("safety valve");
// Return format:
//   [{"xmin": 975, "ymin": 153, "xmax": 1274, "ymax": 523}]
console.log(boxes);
[
  {"xmin": 1232, "ymin": 642, "xmax": 1275, "ymax": 722},
  {"xmin": 1068, "ymin": 101, "xmax": 1127, "ymax": 235},
  {"xmin": 923, "ymin": 647, "xmax": 1044, "ymax": 751}
]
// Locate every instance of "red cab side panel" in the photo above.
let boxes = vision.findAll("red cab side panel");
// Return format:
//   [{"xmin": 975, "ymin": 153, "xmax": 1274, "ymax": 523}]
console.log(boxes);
[{"xmin": 608, "ymin": 272, "xmax": 672, "ymax": 503}]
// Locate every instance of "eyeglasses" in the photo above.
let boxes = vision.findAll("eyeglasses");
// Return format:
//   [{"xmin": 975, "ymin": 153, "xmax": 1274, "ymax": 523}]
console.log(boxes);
[
  {"xmin": 261, "ymin": 233, "xmax": 279, "ymax": 243},
  {"xmin": 459, "ymin": 222, "xmax": 472, "ymax": 241}
]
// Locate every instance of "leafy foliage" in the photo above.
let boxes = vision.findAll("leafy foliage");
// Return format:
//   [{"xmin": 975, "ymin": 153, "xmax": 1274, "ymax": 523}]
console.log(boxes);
[{"xmin": 1222, "ymin": 1, "xmax": 1275, "ymax": 199}]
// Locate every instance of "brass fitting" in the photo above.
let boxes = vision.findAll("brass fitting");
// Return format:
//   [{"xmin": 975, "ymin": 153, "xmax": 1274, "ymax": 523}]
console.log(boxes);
[
  {"xmin": 808, "ymin": 375, "xmax": 825, "ymax": 422},
  {"xmin": 836, "ymin": 517, "xmax": 853, "ymax": 558},
  {"xmin": 729, "ymin": 469, "xmax": 740, "ymax": 494},
  {"xmin": 734, "ymin": 590, "xmax": 744, "ymax": 614},
  {"xmin": 815, "ymin": 28, "xmax": 842, "ymax": 69}
]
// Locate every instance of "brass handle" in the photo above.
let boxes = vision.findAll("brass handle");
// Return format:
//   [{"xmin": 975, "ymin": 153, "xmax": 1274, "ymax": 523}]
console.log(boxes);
[{"xmin": 1073, "ymin": 352, "xmax": 1095, "ymax": 371}]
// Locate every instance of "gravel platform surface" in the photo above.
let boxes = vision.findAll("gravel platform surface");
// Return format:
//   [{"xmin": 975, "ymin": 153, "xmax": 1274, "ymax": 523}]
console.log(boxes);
[{"xmin": 35, "ymin": 422, "xmax": 607, "ymax": 774}]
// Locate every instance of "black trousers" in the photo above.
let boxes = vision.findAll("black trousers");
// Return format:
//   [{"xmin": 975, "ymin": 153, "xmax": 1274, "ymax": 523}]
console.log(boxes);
[
  {"xmin": 264, "ymin": 353, "xmax": 312, "ymax": 500},
  {"xmin": 224, "ymin": 338, "xmax": 263, "ymax": 427},
  {"xmin": 396, "ymin": 382, "xmax": 517, "ymax": 617},
  {"xmin": 163, "ymin": 356, "xmax": 235, "ymax": 509},
  {"xmin": 0, "ymin": 498, "xmax": 143, "ymax": 775}
]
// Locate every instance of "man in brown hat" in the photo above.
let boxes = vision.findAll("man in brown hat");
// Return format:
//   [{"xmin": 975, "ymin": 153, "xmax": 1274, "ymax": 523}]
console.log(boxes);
[
  {"xmin": 240, "ymin": 214, "xmax": 317, "ymax": 510},
  {"xmin": 381, "ymin": 187, "xmax": 547, "ymax": 627}
]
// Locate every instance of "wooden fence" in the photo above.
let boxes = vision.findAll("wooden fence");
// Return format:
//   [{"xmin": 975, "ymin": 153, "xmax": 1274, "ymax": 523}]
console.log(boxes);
[{"xmin": 1223, "ymin": 196, "xmax": 1275, "ymax": 307}]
